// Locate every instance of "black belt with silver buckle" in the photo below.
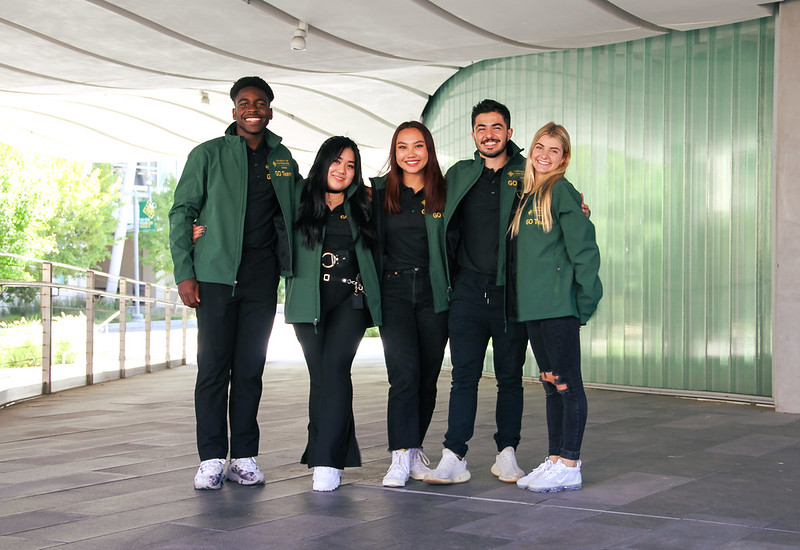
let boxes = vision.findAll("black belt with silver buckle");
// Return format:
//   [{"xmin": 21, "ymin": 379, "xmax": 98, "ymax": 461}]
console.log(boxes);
[{"xmin": 321, "ymin": 272, "xmax": 364, "ymax": 295}]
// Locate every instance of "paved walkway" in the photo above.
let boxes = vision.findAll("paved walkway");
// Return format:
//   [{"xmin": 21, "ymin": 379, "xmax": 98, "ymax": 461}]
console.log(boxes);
[{"xmin": 0, "ymin": 348, "xmax": 799, "ymax": 549}]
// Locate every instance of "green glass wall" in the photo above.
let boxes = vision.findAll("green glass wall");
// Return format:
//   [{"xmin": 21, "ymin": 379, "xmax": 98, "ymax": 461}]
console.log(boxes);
[{"xmin": 425, "ymin": 19, "xmax": 774, "ymax": 397}]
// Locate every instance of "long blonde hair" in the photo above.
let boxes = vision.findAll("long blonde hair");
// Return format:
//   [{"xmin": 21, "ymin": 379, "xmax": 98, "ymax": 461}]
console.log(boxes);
[{"xmin": 509, "ymin": 122, "xmax": 571, "ymax": 236}]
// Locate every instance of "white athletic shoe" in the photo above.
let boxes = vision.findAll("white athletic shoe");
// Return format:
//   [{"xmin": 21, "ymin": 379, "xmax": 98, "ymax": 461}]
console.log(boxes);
[
  {"xmin": 382, "ymin": 449, "xmax": 411, "ymax": 487},
  {"xmin": 490, "ymin": 446, "xmax": 525, "ymax": 482},
  {"xmin": 423, "ymin": 448, "xmax": 471, "ymax": 485}
]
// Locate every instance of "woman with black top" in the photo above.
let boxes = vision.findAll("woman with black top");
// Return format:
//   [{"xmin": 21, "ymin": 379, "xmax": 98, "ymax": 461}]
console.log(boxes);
[
  {"xmin": 284, "ymin": 136, "xmax": 382, "ymax": 492},
  {"xmin": 371, "ymin": 122, "xmax": 450, "ymax": 487}
]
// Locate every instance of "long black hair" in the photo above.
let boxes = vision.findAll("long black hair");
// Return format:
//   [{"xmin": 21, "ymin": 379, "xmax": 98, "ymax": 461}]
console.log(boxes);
[{"xmin": 296, "ymin": 136, "xmax": 375, "ymax": 249}]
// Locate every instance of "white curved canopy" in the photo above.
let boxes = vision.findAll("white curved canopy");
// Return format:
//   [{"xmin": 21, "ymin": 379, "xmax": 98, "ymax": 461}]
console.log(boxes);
[{"xmin": 0, "ymin": 0, "xmax": 779, "ymax": 172}]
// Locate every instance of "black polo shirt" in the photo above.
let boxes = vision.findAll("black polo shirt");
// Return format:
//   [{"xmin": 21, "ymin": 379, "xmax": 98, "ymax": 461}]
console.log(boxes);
[
  {"xmin": 241, "ymin": 137, "xmax": 279, "ymax": 252},
  {"xmin": 385, "ymin": 184, "xmax": 429, "ymax": 270},
  {"xmin": 456, "ymin": 165, "xmax": 501, "ymax": 278}
]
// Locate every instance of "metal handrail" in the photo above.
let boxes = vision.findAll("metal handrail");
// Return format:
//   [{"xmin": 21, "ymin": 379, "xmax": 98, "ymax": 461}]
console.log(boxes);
[{"xmin": 0, "ymin": 255, "xmax": 193, "ymax": 407}]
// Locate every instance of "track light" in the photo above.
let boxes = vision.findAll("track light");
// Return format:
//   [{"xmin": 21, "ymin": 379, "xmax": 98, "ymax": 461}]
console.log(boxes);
[
  {"xmin": 291, "ymin": 21, "xmax": 308, "ymax": 51},
  {"xmin": 200, "ymin": 90, "xmax": 210, "ymax": 105}
]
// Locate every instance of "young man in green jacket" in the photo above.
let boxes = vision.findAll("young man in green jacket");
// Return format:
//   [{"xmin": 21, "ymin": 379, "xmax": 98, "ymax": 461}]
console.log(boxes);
[
  {"xmin": 423, "ymin": 99, "xmax": 530, "ymax": 485},
  {"xmin": 169, "ymin": 76, "xmax": 302, "ymax": 490}
]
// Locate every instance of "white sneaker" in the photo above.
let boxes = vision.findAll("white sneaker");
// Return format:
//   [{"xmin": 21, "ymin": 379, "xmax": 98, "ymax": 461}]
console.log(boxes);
[
  {"xmin": 490, "ymin": 446, "xmax": 525, "ymax": 482},
  {"xmin": 193, "ymin": 458, "xmax": 226, "ymax": 490},
  {"xmin": 524, "ymin": 459, "xmax": 582, "ymax": 492},
  {"xmin": 408, "ymin": 448, "xmax": 432, "ymax": 480},
  {"xmin": 423, "ymin": 448, "xmax": 471, "ymax": 484},
  {"xmin": 312, "ymin": 466, "xmax": 342, "ymax": 492},
  {"xmin": 382, "ymin": 449, "xmax": 411, "ymax": 487},
  {"xmin": 226, "ymin": 457, "xmax": 265, "ymax": 486},
  {"xmin": 516, "ymin": 458, "xmax": 555, "ymax": 489}
]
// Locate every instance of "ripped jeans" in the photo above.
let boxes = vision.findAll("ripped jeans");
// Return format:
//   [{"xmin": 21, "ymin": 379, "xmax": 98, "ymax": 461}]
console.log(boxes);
[{"xmin": 526, "ymin": 316, "xmax": 586, "ymax": 461}]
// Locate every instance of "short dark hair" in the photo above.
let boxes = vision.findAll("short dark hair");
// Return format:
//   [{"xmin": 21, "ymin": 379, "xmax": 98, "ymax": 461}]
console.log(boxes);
[
  {"xmin": 471, "ymin": 99, "xmax": 511, "ymax": 128},
  {"xmin": 230, "ymin": 76, "xmax": 274, "ymax": 103}
]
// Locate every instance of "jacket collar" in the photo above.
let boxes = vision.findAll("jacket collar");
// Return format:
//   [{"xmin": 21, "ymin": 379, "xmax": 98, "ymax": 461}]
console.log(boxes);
[{"xmin": 224, "ymin": 121, "xmax": 283, "ymax": 149}]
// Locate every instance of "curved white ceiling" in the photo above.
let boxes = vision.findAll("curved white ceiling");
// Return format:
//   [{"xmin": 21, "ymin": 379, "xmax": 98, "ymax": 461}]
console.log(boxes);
[{"xmin": 0, "ymin": 0, "xmax": 779, "ymax": 173}]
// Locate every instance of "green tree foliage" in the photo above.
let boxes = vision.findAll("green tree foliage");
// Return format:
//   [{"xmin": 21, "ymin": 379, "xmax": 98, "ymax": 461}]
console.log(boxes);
[
  {"xmin": 0, "ymin": 143, "xmax": 119, "ymax": 280},
  {"xmin": 138, "ymin": 174, "xmax": 177, "ymax": 282}
]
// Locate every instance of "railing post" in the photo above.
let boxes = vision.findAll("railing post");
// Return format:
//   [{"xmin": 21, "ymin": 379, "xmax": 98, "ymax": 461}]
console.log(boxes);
[
  {"xmin": 182, "ymin": 305, "xmax": 188, "ymax": 366},
  {"xmin": 119, "ymin": 278, "xmax": 127, "ymax": 379},
  {"xmin": 165, "ymin": 287, "xmax": 171, "ymax": 367},
  {"xmin": 41, "ymin": 262, "xmax": 52, "ymax": 395},
  {"xmin": 86, "ymin": 271, "xmax": 95, "ymax": 385},
  {"xmin": 145, "ymin": 283, "xmax": 152, "ymax": 373}
]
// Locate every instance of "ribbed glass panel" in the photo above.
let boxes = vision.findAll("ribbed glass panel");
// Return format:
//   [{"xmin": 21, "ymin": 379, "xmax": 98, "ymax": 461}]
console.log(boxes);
[{"xmin": 425, "ymin": 19, "xmax": 773, "ymax": 397}]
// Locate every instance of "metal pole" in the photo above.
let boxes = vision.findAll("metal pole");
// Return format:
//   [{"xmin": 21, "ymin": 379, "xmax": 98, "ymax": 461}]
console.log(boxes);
[
  {"xmin": 86, "ymin": 271, "xmax": 95, "ymax": 385},
  {"xmin": 41, "ymin": 262, "xmax": 52, "ymax": 395},
  {"xmin": 182, "ymin": 306, "xmax": 188, "ymax": 366},
  {"xmin": 165, "ymin": 287, "xmax": 171, "ymax": 367},
  {"xmin": 119, "ymin": 278, "xmax": 127, "ymax": 379},
  {"xmin": 145, "ymin": 283, "xmax": 151, "ymax": 373},
  {"xmin": 132, "ymin": 194, "xmax": 142, "ymax": 319}
]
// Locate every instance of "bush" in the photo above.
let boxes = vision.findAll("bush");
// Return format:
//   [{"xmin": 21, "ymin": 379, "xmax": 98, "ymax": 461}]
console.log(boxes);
[{"xmin": 0, "ymin": 315, "xmax": 82, "ymax": 368}]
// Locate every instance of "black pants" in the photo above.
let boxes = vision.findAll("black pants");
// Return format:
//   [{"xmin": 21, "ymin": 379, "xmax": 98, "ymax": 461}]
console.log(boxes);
[
  {"xmin": 194, "ymin": 253, "xmax": 278, "ymax": 461},
  {"xmin": 294, "ymin": 294, "xmax": 369, "ymax": 469},
  {"xmin": 443, "ymin": 269, "xmax": 527, "ymax": 457},
  {"xmin": 380, "ymin": 269, "xmax": 449, "ymax": 451}
]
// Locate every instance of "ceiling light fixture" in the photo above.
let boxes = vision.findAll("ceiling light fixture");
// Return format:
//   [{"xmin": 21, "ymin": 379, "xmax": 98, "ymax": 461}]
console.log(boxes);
[
  {"xmin": 291, "ymin": 21, "xmax": 308, "ymax": 51},
  {"xmin": 200, "ymin": 90, "xmax": 210, "ymax": 105}
]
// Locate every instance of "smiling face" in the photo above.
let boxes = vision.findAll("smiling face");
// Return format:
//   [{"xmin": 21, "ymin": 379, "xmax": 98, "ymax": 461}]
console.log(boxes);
[
  {"xmin": 326, "ymin": 147, "xmax": 356, "ymax": 192},
  {"xmin": 232, "ymin": 86, "xmax": 272, "ymax": 141},
  {"xmin": 472, "ymin": 111, "xmax": 512, "ymax": 160},
  {"xmin": 395, "ymin": 127, "xmax": 429, "ymax": 175},
  {"xmin": 530, "ymin": 134, "xmax": 566, "ymax": 176}
]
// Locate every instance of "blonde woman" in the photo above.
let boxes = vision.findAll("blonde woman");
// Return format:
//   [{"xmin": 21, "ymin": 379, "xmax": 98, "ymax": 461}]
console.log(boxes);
[{"xmin": 507, "ymin": 122, "xmax": 602, "ymax": 492}]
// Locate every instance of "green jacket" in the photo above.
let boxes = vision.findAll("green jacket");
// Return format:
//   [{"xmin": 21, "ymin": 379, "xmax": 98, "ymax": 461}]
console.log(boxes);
[
  {"xmin": 370, "ymin": 176, "xmax": 451, "ymax": 313},
  {"xmin": 284, "ymin": 182, "xmax": 382, "ymax": 326},
  {"xmin": 169, "ymin": 123, "xmax": 301, "ymax": 286},
  {"xmin": 443, "ymin": 140, "xmax": 526, "ymax": 287},
  {"xmin": 512, "ymin": 177, "xmax": 602, "ymax": 324}
]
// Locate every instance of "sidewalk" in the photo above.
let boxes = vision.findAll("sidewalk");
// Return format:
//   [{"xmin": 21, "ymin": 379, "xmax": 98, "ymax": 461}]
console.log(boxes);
[{"xmin": 0, "ymin": 349, "xmax": 798, "ymax": 548}]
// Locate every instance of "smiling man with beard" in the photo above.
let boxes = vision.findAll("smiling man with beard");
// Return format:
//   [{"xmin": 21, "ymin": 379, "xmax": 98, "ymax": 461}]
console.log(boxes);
[
  {"xmin": 170, "ymin": 76, "xmax": 301, "ymax": 490},
  {"xmin": 424, "ymin": 99, "xmax": 531, "ymax": 485}
]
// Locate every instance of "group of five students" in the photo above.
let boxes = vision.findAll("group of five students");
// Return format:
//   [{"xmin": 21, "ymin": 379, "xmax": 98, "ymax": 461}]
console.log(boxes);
[{"xmin": 169, "ymin": 76, "xmax": 602, "ymax": 495}]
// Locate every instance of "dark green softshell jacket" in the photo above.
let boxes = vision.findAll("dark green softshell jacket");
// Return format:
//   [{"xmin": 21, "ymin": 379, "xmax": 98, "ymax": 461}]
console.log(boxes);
[{"xmin": 169, "ymin": 123, "xmax": 301, "ymax": 286}]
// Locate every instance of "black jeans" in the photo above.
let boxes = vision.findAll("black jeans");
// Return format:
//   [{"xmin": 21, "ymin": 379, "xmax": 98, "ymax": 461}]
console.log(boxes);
[
  {"xmin": 294, "ymin": 295, "xmax": 369, "ymax": 469},
  {"xmin": 194, "ymin": 253, "xmax": 278, "ymax": 461},
  {"xmin": 443, "ymin": 269, "xmax": 527, "ymax": 457},
  {"xmin": 526, "ymin": 316, "xmax": 586, "ymax": 461},
  {"xmin": 379, "ymin": 268, "xmax": 449, "ymax": 451}
]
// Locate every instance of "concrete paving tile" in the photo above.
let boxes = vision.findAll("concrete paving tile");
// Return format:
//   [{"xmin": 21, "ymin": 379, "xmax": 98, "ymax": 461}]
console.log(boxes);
[
  {"xmin": 0, "ymin": 510, "xmax": 88, "ymax": 536},
  {"xmin": 489, "ymin": 521, "xmax": 646, "ymax": 549},
  {"xmin": 450, "ymin": 505, "xmax": 599, "ymax": 540},
  {"xmin": 0, "ymin": 535, "xmax": 62, "ymax": 549},
  {"xmin": 716, "ymin": 531, "xmax": 800, "ymax": 549},
  {"xmin": 655, "ymin": 413, "xmax": 746, "ymax": 430},
  {"xmin": 53, "ymin": 523, "xmax": 215, "ymax": 550},
  {"xmin": 155, "ymin": 515, "xmax": 365, "ymax": 550},
  {"xmin": 309, "ymin": 512, "xmax": 501, "ymax": 550},
  {"xmin": 617, "ymin": 520, "xmax": 756, "ymax": 550},
  {"xmin": 543, "ymin": 471, "xmax": 694, "ymax": 508},
  {"xmin": 706, "ymin": 434, "xmax": 800, "ymax": 456},
  {"xmin": 0, "ymin": 471, "xmax": 132, "ymax": 500},
  {"xmin": 14, "ymin": 497, "xmax": 212, "ymax": 543}
]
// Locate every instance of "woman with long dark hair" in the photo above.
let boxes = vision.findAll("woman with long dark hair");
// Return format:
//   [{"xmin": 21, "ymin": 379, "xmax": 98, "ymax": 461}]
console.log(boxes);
[
  {"xmin": 284, "ymin": 136, "xmax": 381, "ymax": 492},
  {"xmin": 371, "ymin": 122, "xmax": 450, "ymax": 487}
]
